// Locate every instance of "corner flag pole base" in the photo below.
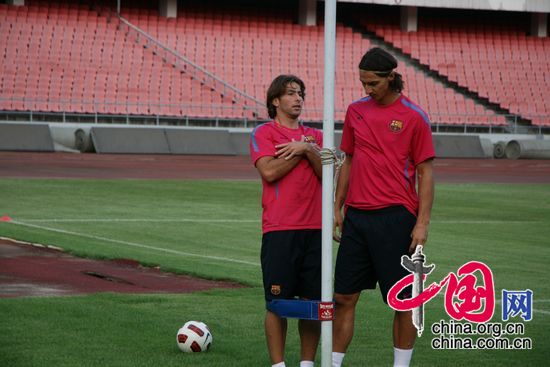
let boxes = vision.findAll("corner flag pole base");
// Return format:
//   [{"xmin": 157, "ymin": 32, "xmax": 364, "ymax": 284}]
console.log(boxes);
[{"xmin": 267, "ymin": 299, "xmax": 334, "ymax": 321}]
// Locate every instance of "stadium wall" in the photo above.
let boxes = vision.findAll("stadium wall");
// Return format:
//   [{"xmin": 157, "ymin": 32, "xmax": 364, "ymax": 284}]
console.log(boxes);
[
  {"xmin": 2, "ymin": 122, "xmax": 549, "ymax": 158},
  {"xmin": 0, "ymin": 122, "xmax": 54, "ymax": 152}
]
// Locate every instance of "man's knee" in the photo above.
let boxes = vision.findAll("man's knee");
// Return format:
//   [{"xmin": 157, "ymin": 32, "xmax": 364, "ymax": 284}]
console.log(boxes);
[{"xmin": 334, "ymin": 292, "xmax": 360, "ymax": 308}]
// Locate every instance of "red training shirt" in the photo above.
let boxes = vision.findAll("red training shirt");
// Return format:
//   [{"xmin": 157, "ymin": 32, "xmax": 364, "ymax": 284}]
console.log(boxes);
[
  {"xmin": 340, "ymin": 94, "xmax": 435, "ymax": 216},
  {"xmin": 250, "ymin": 121, "xmax": 323, "ymax": 233}
]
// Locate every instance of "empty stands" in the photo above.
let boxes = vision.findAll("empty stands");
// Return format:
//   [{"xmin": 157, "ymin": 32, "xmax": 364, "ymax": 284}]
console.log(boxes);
[
  {"xmin": 355, "ymin": 8, "xmax": 550, "ymax": 126},
  {"xmin": 122, "ymin": 1, "xmax": 509, "ymax": 126},
  {"xmin": 1, "ymin": 0, "xmax": 545, "ymax": 128},
  {"xmin": 0, "ymin": 1, "xmax": 246, "ymax": 119},
  {"xmin": 122, "ymin": 4, "xmax": 372, "ymax": 121}
]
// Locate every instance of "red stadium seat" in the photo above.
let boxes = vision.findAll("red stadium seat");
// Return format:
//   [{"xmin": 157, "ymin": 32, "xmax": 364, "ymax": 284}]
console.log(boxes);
[
  {"xmin": 354, "ymin": 10, "xmax": 549, "ymax": 127},
  {"xmin": 1, "ymin": 0, "xmax": 545, "ymax": 127}
]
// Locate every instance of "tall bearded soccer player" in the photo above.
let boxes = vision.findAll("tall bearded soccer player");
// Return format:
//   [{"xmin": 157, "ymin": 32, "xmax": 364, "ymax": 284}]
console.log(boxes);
[
  {"xmin": 250, "ymin": 75, "xmax": 323, "ymax": 367},
  {"xmin": 332, "ymin": 48, "xmax": 435, "ymax": 367}
]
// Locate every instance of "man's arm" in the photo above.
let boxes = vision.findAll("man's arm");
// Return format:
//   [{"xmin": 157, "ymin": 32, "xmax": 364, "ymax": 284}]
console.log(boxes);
[
  {"xmin": 303, "ymin": 144, "xmax": 322, "ymax": 179},
  {"xmin": 409, "ymin": 158, "xmax": 435, "ymax": 252},
  {"xmin": 275, "ymin": 140, "xmax": 322, "ymax": 179},
  {"xmin": 333, "ymin": 154, "xmax": 352, "ymax": 242},
  {"xmin": 255, "ymin": 155, "xmax": 301, "ymax": 183}
]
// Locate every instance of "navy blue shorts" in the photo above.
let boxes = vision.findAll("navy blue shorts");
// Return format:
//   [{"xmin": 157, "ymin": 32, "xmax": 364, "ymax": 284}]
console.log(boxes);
[
  {"xmin": 334, "ymin": 205, "xmax": 415, "ymax": 303},
  {"xmin": 261, "ymin": 229, "xmax": 322, "ymax": 302}
]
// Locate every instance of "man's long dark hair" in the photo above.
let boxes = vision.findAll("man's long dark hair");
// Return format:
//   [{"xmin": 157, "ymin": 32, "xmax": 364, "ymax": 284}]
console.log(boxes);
[
  {"xmin": 359, "ymin": 47, "xmax": 404, "ymax": 93},
  {"xmin": 266, "ymin": 74, "xmax": 306, "ymax": 119}
]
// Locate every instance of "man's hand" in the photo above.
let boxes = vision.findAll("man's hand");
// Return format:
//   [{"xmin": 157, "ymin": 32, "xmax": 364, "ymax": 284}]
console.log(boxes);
[
  {"xmin": 333, "ymin": 154, "xmax": 351, "ymax": 243},
  {"xmin": 409, "ymin": 223, "xmax": 429, "ymax": 253},
  {"xmin": 333, "ymin": 207, "xmax": 344, "ymax": 242},
  {"xmin": 275, "ymin": 136, "xmax": 314, "ymax": 160}
]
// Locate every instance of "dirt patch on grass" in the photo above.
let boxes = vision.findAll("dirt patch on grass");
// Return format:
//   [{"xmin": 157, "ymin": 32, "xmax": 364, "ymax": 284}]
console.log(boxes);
[{"xmin": 0, "ymin": 238, "xmax": 244, "ymax": 298}]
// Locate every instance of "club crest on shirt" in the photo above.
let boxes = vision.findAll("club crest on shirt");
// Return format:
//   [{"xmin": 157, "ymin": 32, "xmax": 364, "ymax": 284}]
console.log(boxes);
[
  {"xmin": 303, "ymin": 135, "xmax": 317, "ymax": 143},
  {"xmin": 271, "ymin": 285, "xmax": 281, "ymax": 296},
  {"xmin": 389, "ymin": 120, "xmax": 404, "ymax": 132}
]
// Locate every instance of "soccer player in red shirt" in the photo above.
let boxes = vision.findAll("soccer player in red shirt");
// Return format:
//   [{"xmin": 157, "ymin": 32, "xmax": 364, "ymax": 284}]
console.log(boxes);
[
  {"xmin": 250, "ymin": 75, "xmax": 323, "ymax": 367},
  {"xmin": 331, "ymin": 48, "xmax": 435, "ymax": 367}
]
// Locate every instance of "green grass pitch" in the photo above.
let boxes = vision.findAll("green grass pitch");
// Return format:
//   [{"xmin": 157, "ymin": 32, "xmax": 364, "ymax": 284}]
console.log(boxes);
[{"xmin": 0, "ymin": 179, "xmax": 549, "ymax": 366}]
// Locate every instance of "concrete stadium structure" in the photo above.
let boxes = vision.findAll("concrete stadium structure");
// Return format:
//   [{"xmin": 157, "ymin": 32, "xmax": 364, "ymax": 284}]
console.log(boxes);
[{"xmin": 2, "ymin": 120, "xmax": 548, "ymax": 159}]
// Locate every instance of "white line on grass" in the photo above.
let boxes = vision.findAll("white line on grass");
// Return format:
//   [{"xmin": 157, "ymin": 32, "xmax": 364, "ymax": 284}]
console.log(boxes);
[
  {"xmin": 18, "ymin": 218, "xmax": 260, "ymax": 223},
  {"xmin": 17, "ymin": 218, "xmax": 543, "ymax": 224},
  {"xmin": 7, "ymin": 220, "xmax": 260, "ymax": 267}
]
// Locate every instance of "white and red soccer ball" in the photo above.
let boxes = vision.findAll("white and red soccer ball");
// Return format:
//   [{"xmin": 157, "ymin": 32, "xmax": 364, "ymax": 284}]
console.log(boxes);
[{"xmin": 176, "ymin": 321, "xmax": 213, "ymax": 353}]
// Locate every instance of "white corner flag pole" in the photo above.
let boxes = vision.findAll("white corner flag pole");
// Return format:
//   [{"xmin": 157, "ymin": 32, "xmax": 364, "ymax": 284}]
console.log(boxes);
[{"xmin": 321, "ymin": 1, "xmax": 337, "ymax": 367}]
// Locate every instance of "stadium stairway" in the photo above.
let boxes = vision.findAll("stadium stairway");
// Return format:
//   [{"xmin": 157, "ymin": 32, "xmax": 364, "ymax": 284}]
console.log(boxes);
[
  {"xmin": 346, "ymin": 21, "xmax": 512, "ymax": 131},
  {"xmin": 345, "ymin": 6, "xmax": 550, "ymax": 129}
]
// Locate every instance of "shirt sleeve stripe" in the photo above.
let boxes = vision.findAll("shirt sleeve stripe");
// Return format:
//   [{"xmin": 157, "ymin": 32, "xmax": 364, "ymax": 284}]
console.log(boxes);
[
  {"xmin": 251, "ymin": 123, "xmax": 266, "ymax": 152},
  {"xmin": 401, "ymin": 98, "xmax": 431, "ymax": 126},
  {"xmin": 351, "ymin": 96, "xmax": 372, "ymax": 105},
  {"xmin": 403, "ymin": 159, "xmax": 410, "ymax": 189}
]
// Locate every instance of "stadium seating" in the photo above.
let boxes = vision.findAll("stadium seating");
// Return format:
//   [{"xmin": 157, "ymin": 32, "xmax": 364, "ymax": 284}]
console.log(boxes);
[
  {"xmin": 0, "ymin": 1, "xmax": 246, "ymax": 118},
  {"xmin": 354, "ymin": 10, "xmax": 550, "ymax": 126},
  {"xmin": 121, "ymin": 2, "xmax": 508, "ymax": 125},
  {"xmin": 0, "ymin": 0, "xmax": 541, "ymax": 127}
]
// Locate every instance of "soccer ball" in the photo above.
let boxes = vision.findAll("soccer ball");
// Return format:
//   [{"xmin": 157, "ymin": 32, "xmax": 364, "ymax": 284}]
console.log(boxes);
[{"xmin": 176, "ymin": 321, "xmax": 213, "ymax": 353}]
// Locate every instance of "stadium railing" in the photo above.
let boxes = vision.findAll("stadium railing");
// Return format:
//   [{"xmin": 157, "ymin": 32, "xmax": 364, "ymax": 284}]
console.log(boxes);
[
  {"xmin": 0, "ymin": 97, "xmax": 263, "ymax": 127},
  {"xmin": 116, "ymin": 16, "xmax": 266, "ymax": 120},
  {"xmin": 1, "ymin": 101, "xmax": 548, "ymax": 135}
]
